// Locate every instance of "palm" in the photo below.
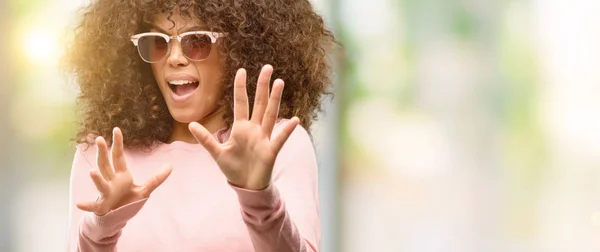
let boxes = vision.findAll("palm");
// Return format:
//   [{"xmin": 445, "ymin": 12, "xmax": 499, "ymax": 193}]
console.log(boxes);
[
  {"xmin": 76, "ymin": 128, "xmax": 172, "ymax": 216},
  {"xmin": 215, "ymin": 121, "xmax": 277, "ymax": 188},
  {"xmin": 190, "ymin": 65, "xmax": 299, "ymax": 190}
]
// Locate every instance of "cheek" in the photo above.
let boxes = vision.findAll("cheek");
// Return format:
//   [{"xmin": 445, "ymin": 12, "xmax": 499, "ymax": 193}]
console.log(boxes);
[
  {"xmin": 151, "ymin": 64, "xmax": 167, "ymax": 90},
  {"xmin": 151, "ymin": 64, "xmax": 162, "ymax": 80},
  {"xmin": 197, "ymin": 64, "xmax": 224, "ymax": 96}
]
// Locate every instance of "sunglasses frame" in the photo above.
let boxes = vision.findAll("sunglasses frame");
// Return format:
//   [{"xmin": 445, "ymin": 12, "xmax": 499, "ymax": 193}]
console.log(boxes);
[{"xmin": 130, "ymin": 31, "xmax": 226, "ymax": 63}]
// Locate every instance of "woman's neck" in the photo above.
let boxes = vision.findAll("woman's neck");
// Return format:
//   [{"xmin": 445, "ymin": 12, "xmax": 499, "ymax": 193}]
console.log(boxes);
[{"xmin": 168, "ymin": 107, "xmax": 228, "ymax": 144}]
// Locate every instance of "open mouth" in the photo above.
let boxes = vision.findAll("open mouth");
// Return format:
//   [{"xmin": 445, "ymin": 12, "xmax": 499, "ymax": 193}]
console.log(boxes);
[{"xmin": 168, "ymin": 80, "xmax": 200, "ymax": 97}]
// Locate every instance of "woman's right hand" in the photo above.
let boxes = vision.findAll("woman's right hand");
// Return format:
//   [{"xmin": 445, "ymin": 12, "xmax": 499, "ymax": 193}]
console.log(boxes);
[{"xmin": 76, "ymin": 127, "xmax": 172, "ymax": 216}]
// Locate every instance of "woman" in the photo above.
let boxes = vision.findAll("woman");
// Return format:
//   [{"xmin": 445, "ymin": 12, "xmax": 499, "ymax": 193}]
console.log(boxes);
[{"xmin": 64, "ymin": 0, "xmax": 335, "ymax": 251}]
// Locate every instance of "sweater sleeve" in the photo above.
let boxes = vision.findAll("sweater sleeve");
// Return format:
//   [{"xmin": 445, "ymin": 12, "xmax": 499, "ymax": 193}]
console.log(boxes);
[
  {"xmin": 230, "ymin": 124, "xmax": 321, "ymax": 252},
  {"xmin": 66, "ymin": 144, "xmax": 147, "ymax": 252}
]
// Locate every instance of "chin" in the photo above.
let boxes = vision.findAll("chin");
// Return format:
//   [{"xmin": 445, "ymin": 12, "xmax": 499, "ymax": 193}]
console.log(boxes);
[{"xmin": 168, "ymin": 109, "xmax": 204, "ymax": 124}]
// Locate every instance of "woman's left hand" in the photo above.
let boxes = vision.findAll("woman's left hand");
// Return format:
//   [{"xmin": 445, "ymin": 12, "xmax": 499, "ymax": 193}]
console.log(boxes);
[{"xmin": 189, "ymin": 65, "xmax": 299, "ymax": 190}]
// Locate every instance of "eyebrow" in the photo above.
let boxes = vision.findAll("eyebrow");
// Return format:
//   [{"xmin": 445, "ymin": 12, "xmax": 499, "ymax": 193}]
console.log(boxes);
[{"xmin": 149, "ymin": 24, "xmax": 209, "ymax": 35}]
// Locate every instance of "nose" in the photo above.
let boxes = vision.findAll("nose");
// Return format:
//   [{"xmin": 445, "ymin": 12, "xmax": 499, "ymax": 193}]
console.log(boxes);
[{"xmin": 167, "ymin": 40, "xmax": 189, "ymax": 67}]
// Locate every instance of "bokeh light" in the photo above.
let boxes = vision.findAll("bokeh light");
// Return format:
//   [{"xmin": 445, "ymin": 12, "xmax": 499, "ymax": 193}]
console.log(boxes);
[{"xmin": 22, "ymin": 28, "xmax": 60, "ymax": 66}]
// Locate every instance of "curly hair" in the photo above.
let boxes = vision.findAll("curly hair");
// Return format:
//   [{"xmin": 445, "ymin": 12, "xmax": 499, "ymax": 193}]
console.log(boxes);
[{"xmin": 63, "ymin": 0, "xmax": 336, "ymax": 149}]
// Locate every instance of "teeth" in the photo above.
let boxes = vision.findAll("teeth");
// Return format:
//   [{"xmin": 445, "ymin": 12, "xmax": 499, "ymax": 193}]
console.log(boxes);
[{"xmin": 168, "ymin": 80, "xmax": 197, "ymax": 85}]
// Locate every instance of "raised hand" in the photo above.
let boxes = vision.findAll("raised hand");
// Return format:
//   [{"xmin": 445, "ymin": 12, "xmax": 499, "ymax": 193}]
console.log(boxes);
[
  {"xmin": 189, "ymin": 65, "xmax": 299, "ymax": 190},
  {"xmin": 76, "ymin": 127, "xmax": 173, "ymax": 216}
]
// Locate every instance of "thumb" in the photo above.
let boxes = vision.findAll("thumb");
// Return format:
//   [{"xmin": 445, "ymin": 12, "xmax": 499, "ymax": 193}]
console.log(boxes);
[
  {"xmin": 141, "ymin": 164, "xmax": 173, "ymax": 197},
  {"xmin": 189, "ymin": 122, "xmax": 222, "ymax": 160},
  {"xmin": 76, "ymin": 201, "xmax": 98, "ymax": 213}
]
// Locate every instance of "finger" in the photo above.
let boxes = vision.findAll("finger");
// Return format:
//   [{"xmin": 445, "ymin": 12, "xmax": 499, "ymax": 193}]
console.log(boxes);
[
  {"xmin": 251, "ymin": 64, "xmax": 273, "ymax": 124},
  {"xmin": 96, "ymin": 136, "xmax": 115, "ymax": 180},
  {"xmin": 234, "ymin": 68, "xmax": 249, "ymax": 121},
  {"xmin": 76, "ymin": 201, "xmax": 99, "ymax": 212},
  {"xmin": 111, "ymin": 127, "xmax": 127, "ymax": 173},
  {"xmin": 141, "ymin": 164, "xmax": 173, "ymax": 197},
  {"xmin": 262, "ymin": 79, "xmax": 284, "ymax": 136},
  {"xmin": 271, "ymin": 116, "xmax": 299, "ymax": 154},
  {"xmin": 90, "ymin": 170, "xmax": 110, "ymax": 195},
  {"xmin": 189, "ymin": 122, "xmax": 222, "ymax": 159}
]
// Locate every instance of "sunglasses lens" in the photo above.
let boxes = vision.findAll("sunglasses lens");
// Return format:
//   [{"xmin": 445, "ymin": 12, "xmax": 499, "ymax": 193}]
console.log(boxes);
[
  {"xmin": 137, "ymin": 35, "xmax": 169, "ymax": 62},
  {"xmin": 181, "ymin": 34, "xmax": 212, "ymax": 61}
]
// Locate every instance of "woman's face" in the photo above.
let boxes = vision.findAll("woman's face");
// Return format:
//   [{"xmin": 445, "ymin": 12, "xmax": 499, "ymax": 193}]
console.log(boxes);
[{"xmin": 149, "ymin": 13, "xmax": 225, "ymax": 125}]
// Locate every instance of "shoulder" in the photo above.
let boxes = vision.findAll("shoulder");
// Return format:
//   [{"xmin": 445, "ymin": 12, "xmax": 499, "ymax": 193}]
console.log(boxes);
[
  {"xmin": 73, "ymin": 133, "xmax": 99, "ymax": 159},
  {"xmin": 272, "ymin": 119, "xmax": 318, "ymax": 179},
  {"xmin": 274, "ymin": 118, "xmax": 316, "ymax": 158},
  {"xmin": 276, "ymin": 118, "xmax": 313, "ymax": 144},
  {"xmin": 71, "ymin": 142, "xmax": 98, "ymax": 171}
]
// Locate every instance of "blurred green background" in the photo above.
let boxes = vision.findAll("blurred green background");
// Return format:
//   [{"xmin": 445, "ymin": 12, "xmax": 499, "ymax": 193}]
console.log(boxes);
[{"xmin": 2, "ymin": 0, "xmax": 600, "ymax": 251}]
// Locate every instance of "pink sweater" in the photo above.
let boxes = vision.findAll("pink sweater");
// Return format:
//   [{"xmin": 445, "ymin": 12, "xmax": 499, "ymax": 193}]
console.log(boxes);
[{"xmin": 66, "ymin": 124, "xmax": 320, "ymax": 251}]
